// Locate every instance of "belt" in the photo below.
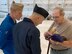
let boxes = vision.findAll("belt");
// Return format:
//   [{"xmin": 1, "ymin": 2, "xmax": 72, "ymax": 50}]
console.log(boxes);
[{"xmin": 51, "ymin": 48, "xmax": 70, "ymax": 51}]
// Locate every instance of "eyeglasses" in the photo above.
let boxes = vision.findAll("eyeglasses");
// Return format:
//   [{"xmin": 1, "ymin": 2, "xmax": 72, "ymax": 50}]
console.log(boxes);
[{"xmin": 52, "ymin": 16, "xmax": 60, "ymax": 18}]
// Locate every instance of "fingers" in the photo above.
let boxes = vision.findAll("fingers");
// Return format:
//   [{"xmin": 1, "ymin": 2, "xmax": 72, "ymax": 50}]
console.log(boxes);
[
  {"xmin": 47, "ymin": 32, "xmax": 52, "ymax": 36},
  {"xmin": 50, "ymin": 39, "xmax": 61, "ymax": 45},
  {"xmin": 44, "ymin": 31, "xmax": 52, "ymax": 37},
  {"xmin": 44, "ymin": 31, "xmax": 52, "ymax": 40}
]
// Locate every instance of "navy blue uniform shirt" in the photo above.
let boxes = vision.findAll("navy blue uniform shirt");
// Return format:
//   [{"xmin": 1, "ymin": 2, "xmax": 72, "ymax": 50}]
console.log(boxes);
[
  {"xmin": 0, "ymin": 14, "xmax": 15, "ymax": 54},
  {"xmin": 13, "ymin": 18, "xmax": 41, "ymax": 54}
]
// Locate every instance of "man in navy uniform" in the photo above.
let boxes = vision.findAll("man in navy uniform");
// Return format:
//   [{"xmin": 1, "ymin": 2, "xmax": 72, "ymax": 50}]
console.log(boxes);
[
  {"xmin": 13, "ymin": 4, "xmax": 49, "ymax": 54},
  {"xmin": 0, "ymin": 1, "xmax": 24, "ymax": 54}
]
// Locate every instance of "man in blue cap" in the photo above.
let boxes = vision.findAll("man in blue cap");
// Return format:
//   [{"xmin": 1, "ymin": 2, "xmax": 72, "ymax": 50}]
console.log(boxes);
[
  {"xmin": 0, "ymin": 1, "xmax": 24, "ymax": 54},
  {"xmin": 13, "ymin": 4, "xmax": 49, "ymax": 54}
]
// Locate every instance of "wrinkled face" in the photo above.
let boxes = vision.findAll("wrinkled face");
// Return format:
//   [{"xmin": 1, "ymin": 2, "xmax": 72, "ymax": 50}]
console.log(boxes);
[{"xmin": 52, "ymin": 9, "xmax": 64, "ymax": 24}]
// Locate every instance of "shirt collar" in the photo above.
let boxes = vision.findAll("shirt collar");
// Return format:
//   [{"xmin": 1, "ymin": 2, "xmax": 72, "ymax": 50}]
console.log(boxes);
[
  {"xmin": 23, "ymin": 17, "xmax": 34, "ymax": 24},
  {"xmin": 7, "ymin": 13, "xmax": 16, "ymax": 25}
]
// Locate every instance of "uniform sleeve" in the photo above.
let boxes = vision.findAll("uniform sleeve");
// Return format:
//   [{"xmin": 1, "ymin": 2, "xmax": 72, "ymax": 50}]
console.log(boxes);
[
  {"xmin": 0, "ymin": 22, "xmax": 10, "ymax": 49},
  {"xmin": 30, "ymin": 29, "xmax": 41, "ymax": 54}
]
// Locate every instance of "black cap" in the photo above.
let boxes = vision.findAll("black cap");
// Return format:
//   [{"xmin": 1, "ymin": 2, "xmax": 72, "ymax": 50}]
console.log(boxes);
[{"xmin": 33, "ymin": 4, "xmax": 49, "ymax": 18}]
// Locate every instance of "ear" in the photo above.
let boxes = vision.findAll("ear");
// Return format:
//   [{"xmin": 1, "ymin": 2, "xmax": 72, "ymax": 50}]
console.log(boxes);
[{"xmin": 37, "ymin": 16, "xmax": 40, "ymax": 19}]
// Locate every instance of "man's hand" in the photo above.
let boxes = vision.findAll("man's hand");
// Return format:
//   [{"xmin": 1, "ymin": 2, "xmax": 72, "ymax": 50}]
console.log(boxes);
[
  {"xmin": 49, "ymin": 39, "xmax": 61, "ymax": 45},
  {"xmin": 44, "ymin": 31, "xmax": 52, "ymax": 40}
]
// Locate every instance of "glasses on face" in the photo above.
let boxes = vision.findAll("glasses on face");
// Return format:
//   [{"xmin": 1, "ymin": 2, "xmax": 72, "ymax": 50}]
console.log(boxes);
[{"xmin": 52, "ymin": 16, "xmax": 60, "ymax": 18}]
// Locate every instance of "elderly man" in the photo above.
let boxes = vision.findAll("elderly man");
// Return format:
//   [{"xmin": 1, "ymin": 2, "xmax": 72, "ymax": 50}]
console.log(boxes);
[
  {"xmin": 13, "ymin": 4, "xmax": 49, "ymax": 54},
  {"xmin": 44, "ymin": 7, "xmax": 72, "ymax": 54},
  {"xmin": 0, "ymin": 1, "xmax": 24, "ymax": 54}
]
